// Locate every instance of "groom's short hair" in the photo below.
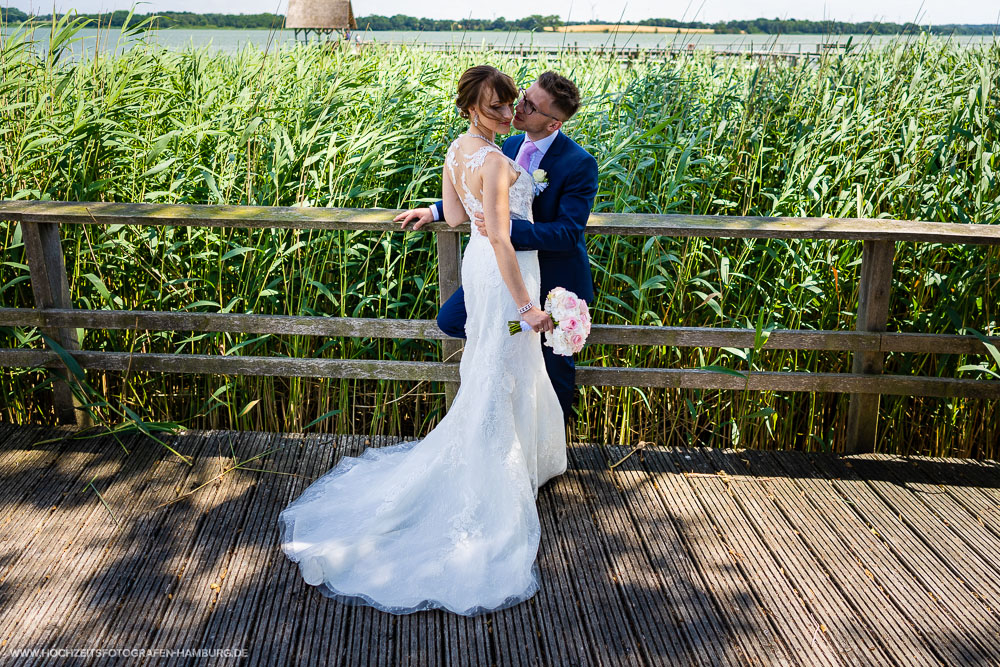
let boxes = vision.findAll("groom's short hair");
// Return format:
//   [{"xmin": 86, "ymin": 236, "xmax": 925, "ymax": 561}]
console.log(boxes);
[{"xmin": 537, "ymin": 72, "xmax": 581, "ymax": 120}]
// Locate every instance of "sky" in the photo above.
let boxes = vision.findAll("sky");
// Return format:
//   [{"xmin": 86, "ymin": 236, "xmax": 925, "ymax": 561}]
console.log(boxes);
[{"xmin": 6, "ymin": 1, "xmax": 998, "ymax": 25}]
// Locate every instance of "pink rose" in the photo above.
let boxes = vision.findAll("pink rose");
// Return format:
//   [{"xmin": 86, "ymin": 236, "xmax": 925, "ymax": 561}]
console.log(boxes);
[
  {"xmin": 570, "ymin": 333, "xmax": 584, "ymax": 348},
  {"xmin": 562, "ymin": 317, "xmax": 579, "ymax": 332}
]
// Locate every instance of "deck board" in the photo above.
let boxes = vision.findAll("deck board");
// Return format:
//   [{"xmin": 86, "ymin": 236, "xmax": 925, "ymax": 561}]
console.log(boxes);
[
  {"xmin": 596, "ymin": 443, "xmax": 742, "ymax": 667},
  {"xmin": 740, "ymin": 448, "xmax": 941, "ymax": 666},
  {"xmin": 2, "ymin": 425, "xmax": 1000, "ymax": 666},
  {"xmin": 673, "ymin": 447, "xmax": 842, "ymax": 666},
  {"xmin": 7, "ymin": 432, "xmax": 165, "ymax": 664},
  {"xmin": 807, "ymin": 452, "xmax": 1000, "ymax": 663}
]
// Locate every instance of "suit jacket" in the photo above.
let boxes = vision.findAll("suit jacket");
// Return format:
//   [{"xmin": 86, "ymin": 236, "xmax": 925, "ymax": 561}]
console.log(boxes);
[{"xmin": 434, "ymin": 131, "xmax": 599, "ymax": 303}]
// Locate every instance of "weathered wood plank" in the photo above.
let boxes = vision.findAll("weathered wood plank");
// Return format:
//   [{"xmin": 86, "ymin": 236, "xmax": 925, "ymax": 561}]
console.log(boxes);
[
  {"xmin": 769, "ymin": 448, "xmax": 985, "ymax": 665},
  {"xmin": 18, "ymin": 221, "xmax": 89, "ymax": 427},
  {"xmin": 846, "ymin": 240, "xmax": 895, "ymax": 453},
  {"xmin": 739, "ymin": 447, "xmax": 941, "ymax": 666},
  {"xmin": 575, "ymin": 367, "xmax": 1000, "ymax": 397},
  {"xmin": 245, "ymin": 432, "xmax": 347, "ymax": 666},
  {"xmin": 640, "ymin": 447, "xmax": 794, "ymax": 665},
  {"xmin": 545, "ymin": 446, "xmax": 644, "ymax": 667},
  {"xmin": 0, "ymin": 432, "xmax": 145, "ymax": 627},
  {"xmin": 191, "ymin": 431, "xmax": 312, "ymax": 660},
  {"xmin": 598, "ymin": 444, "xmax": 744, "ymax": 666},
  {"xmin": 0, "ymin": 426, "xmax": 67, "ymax": 514},
  {"xmin": 4, "ymin": 432, "xmax": 169, "ymax": 664},
  {"xmin": 5, "ymin": 200, "xmax": 1000, "ymax": 244},
  {"xmin": 6, "ymin": 426, "xmax": 1000, "ymax": 665},
  {"xmin": 570, "ymin": 444, "xmax": 713, "ymax": 666},
  {"xmin": 701, "ymin": 447, "xmax": 903, "ymax": 665},
  {"xmin": 530, "ymin": 473, "xmax": 595, "ymax": 667},
  {"xmin": 2, "ymin": 349, "xmax": 997, "ymax": 399},
  {"xmin": 0, "ymin": 350, "xmax": 457, "ymax": 382},
  {"xmin": 68, "ymin": 432, "xmax": 238, "ymax": 665},
  {"xmin": 806, "ymin": 452, "xmax": 1000, "ymax": 663},
  {"xmin": 584, "ymin": 212, "xmax": 1000, "ymax": 244},
  {"xmin": 436, "ymin": 231, "xmax": 463, "ymax": 409},
  {"xmin": 6, "ymin": 307, "xmax": 999, "ymax": 355},
  {"xmin": 25, "ymin": 433, "xmax": 213, "ymax": 667},
  {"xmin": 840, "ymin": 455, "xmax": 1000, "ymax": 607},
  {"xmin": 151, "ymin": 431, "xmax": 275, "ymax": 667},
  {"xmin": 672, "ymin": 448, "xmax": 842, "ymax": 666},
  {"xmin": 0, "ymin": 308, "xmax": 451, "ymax": 340},
  {"xmin": 906, "ymin": 456, "xmax": 1000, "ymax": 538}
]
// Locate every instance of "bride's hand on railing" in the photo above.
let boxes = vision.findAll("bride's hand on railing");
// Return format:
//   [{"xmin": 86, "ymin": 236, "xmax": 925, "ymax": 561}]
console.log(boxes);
[{"xmin": 522, "ymin": 307, "xmax": 553, "ymax": 333}]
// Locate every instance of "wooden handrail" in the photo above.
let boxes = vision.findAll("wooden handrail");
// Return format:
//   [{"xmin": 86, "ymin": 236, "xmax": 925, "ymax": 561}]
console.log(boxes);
[
  {"xmin": 2, "ymin": 200, "xmax": 997, "ymax": 453},
  {"xmin": 2, "ymin": 200, "xmax": 999, "ymax": 244},
  {"xmin": 2, "ymin": 308, "xmax": 997, "ymax": 355},
  {"xmin": 2, "ymin": 350, "xmax": 996, "ymax": 400}
]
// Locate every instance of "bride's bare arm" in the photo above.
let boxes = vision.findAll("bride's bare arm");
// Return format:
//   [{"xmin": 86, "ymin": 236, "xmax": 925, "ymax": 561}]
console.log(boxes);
[
  {"xmin": 441, "ymin": 164, "xmax": 468, "ymax": 226},
  {"xmin": 481, "ymin": 154, "xmax": 551, "ymax": 334}
]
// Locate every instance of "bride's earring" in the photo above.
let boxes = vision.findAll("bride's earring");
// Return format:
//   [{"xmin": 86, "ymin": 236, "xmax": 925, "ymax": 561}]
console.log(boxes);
[{"xmin": 473, "ymin": 113, "xmax": 479, "ymax": 128}]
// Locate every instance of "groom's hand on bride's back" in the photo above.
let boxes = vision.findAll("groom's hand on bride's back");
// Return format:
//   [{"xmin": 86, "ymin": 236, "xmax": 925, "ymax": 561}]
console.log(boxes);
[
  {"xmin": 394, "ymin": 207, "xmax": 434, "ymax": 230},
  {"xmin": 473, "ymin": 212, "xmax": 512, "ymax": 237}
]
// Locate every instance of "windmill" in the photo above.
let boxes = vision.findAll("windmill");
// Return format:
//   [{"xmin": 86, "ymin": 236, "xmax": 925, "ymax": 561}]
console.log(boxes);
[{"xmin": 286, "ymin": 0, "xmax": 358, "ymax": 42}]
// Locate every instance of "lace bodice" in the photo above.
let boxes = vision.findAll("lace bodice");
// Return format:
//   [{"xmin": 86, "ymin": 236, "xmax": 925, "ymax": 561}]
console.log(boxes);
[{"xmin": 445, "ymin": 134, "xmax": 534, "ymax": 238}]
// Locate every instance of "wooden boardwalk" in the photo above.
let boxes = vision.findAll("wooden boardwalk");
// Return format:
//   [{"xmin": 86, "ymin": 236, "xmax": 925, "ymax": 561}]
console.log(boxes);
[{"xmin": 1, "ymin": 422, "xmax": 999, "ymax": 666}]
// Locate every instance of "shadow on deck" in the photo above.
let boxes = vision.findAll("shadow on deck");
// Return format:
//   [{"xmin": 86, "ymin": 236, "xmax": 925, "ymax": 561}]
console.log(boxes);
[{"xmin": 1, "ymin": 422, "xmax": 999, "ymax": 666}]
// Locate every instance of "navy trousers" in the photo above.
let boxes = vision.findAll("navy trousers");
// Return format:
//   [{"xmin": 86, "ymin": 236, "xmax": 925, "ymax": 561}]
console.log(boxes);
[{"xmin": 436, "ymin": 285, "xmax": 576, "ymax": 423}]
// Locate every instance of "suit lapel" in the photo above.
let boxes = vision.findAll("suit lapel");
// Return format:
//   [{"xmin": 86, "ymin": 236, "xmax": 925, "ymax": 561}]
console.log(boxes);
[
  {"xmin": 537, "ymin": 131, "xmax": 567, "ymax": 175},
  {"xmin": 531, "ymin": 132, "xmax": 567, "ymax": 210}
]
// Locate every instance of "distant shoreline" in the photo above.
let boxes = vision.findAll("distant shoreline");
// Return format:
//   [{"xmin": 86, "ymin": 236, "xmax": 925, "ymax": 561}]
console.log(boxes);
[
  {"xmin": 543, "ymin": 25, "xmax": 717, "ymax": 34},
  {"xmin": 2, "ymin": 10, "xmax": 997, "ymax": 36}
]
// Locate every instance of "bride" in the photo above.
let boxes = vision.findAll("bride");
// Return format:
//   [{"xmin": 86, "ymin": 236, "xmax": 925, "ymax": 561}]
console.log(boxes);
[{"xmin": 278, "ymin": 65, "xmax": 569, "ymax": 616}]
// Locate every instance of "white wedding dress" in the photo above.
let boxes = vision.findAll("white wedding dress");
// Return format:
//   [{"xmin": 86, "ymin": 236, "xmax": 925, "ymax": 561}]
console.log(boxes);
[{"xmin": 278, "ymin": 133, "xmax": 568, "ymax": 616}]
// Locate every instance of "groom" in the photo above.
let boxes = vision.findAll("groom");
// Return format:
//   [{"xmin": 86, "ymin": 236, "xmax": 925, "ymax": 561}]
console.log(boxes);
[{"xmin": 395, "ymin": 71, "xmax": 599, "ymax": 424}]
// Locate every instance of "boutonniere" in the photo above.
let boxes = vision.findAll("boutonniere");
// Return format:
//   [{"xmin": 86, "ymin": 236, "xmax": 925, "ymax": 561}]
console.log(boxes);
[{"xmin": 532, "ymin": 168, "xmax": 549, "ymax": 195}]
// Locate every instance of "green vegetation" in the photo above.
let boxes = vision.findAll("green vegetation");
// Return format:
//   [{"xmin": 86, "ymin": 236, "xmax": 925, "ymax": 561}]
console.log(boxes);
[
  {"xmin": 1, "ymin": 18, "xmax": 997, "ymax": 456},
  {"xmin": 2, "ymin": 8, "xmax": 997, "ymax": 35}
]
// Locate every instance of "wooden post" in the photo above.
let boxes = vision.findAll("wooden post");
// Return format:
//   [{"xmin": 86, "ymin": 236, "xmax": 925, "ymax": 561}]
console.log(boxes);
[
  {"xmin": 845, "ymin": 240, "xmax": 894, "ymax": 453},
  {"xmin": 21, "ymin": 221, "xmax": 92, "ymax": 427},
  {"xmin": 436, "ymin": 230, "xmax": 463, "ymax": 409}
]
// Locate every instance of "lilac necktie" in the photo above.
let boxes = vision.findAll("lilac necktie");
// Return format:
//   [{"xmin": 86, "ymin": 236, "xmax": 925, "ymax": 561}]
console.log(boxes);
[{"xmin": 517, "ymin": 139, "xmax": 538, "ymax": 172}]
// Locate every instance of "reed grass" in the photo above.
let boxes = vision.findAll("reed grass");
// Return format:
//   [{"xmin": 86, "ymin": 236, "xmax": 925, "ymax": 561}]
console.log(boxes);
[{"xmin": 1, "ymin": 18, "xmax": 997, "ymax": 456}]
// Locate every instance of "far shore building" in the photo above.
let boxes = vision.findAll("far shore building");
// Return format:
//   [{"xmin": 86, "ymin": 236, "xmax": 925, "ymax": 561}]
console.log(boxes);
[{"xmin": 286, "ymin": 0, "xmax": 358, "ymax": 41}]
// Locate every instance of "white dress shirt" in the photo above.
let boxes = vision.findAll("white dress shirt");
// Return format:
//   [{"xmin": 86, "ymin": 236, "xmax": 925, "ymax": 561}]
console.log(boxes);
[{"xmin": 431, "ymin": 130, "xmax": 560, "ymax": 222}]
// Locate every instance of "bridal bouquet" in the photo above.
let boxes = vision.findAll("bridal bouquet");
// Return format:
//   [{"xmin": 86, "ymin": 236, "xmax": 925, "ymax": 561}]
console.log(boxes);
[{"xmin": 508, "ymin": 287, "xmax": 592, "ymax": 356}]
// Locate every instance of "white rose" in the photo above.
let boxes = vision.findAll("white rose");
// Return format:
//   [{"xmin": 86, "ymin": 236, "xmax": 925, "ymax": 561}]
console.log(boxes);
[
  {"xmin": 545, "ymin": 329, "xmax": 573, "ymax": 356},
  {"xmin": 532, "ymin": 169, "xmax": 547, "ymax": 183}
]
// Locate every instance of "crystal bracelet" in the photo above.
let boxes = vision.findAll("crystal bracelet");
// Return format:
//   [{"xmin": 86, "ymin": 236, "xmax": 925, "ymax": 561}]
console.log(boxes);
[{"xmin": 517, "ymin": 301, "xmax": 534, "ymax": 315}]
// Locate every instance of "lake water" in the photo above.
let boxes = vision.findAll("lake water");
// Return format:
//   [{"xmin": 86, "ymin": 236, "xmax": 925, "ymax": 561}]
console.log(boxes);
[{"xmin": 4, "ymin": 26, "xmax": 995, "ymax": 57}]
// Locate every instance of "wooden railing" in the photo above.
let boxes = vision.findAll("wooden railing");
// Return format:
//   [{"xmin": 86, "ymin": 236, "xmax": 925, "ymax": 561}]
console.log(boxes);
[{"xmin": 2, "ymin": 200, "xmax": 999, "ymax": 453}]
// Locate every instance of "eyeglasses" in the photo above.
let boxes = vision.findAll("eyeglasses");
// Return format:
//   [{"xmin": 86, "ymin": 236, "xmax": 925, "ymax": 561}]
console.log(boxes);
[{"xmin": 516, "ymin": 88, "xmax": 563, "ymax": 122}]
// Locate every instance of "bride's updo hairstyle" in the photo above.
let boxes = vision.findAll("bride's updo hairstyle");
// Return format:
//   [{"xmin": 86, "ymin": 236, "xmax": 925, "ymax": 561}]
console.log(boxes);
[{"xmin": 455, "ymin": 65, "xmax": 518, "ymax": 123}]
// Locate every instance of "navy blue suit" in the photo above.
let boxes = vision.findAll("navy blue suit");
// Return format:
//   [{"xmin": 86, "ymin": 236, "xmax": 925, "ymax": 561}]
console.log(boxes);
[{"xmin": 433, "ymin": 131, "xmax": 599, "ymax": 422}]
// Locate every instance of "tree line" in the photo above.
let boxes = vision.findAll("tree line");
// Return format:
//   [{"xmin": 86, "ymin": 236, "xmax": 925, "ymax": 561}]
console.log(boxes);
[{"xmin": 1, "ymin": 9, "xmax": 996, "ymax": 35}]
